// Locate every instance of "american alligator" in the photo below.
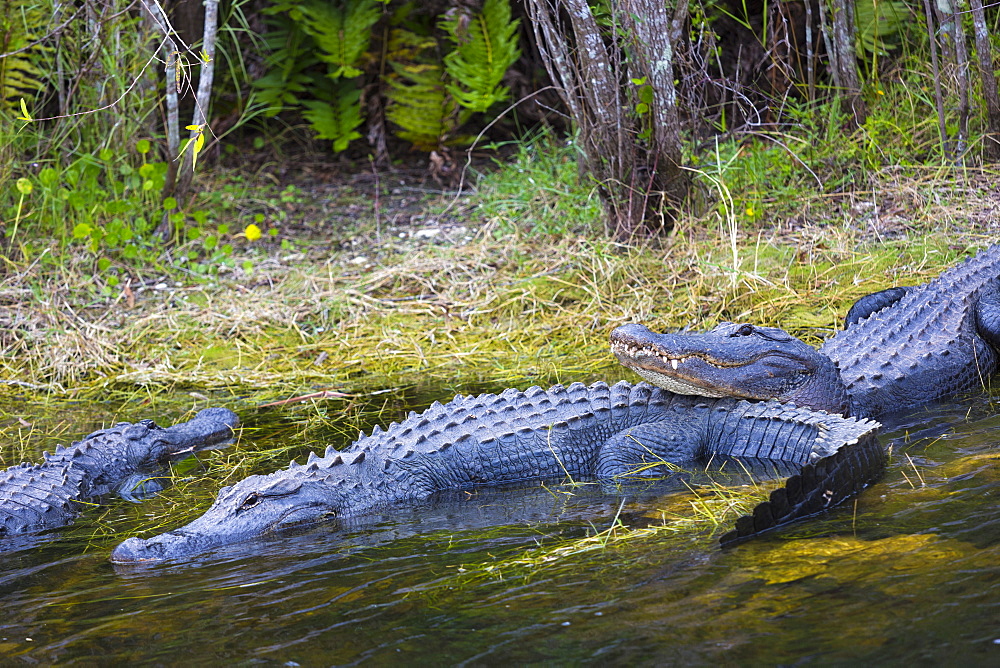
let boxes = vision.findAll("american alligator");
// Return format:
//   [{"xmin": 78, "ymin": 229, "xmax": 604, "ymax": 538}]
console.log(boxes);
[
  {"xmin": 1, "ymin": 407, "xmax": 239, "ymax": 542},
  {"xmin": 611, "ymin": 243, "xmax": 1000, "ymax": 419},
  {"xmin": 611, "ymin": 244, "xmax": 1000, "ymax": 541},
  {"xmin": 110, "ymin": 382, "xmax": 880, "ymax": 562}
]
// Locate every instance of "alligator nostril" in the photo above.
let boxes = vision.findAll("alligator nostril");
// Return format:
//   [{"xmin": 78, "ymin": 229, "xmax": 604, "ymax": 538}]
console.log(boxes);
[{"xmin": 110, "ymin": 536, "xmax": 165, "ymax": 563}]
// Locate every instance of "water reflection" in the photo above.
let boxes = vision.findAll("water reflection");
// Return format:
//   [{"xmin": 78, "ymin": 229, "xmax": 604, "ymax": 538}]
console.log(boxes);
[{"xmin": 0, "ymin": 386, "xmax": 997, "ymax": 663}]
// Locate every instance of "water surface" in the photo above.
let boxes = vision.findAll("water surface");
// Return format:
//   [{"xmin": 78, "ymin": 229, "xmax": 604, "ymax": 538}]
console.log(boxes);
[{"xmin": 0, "ymin": 384, "xmax": 997, "ymax": 664}]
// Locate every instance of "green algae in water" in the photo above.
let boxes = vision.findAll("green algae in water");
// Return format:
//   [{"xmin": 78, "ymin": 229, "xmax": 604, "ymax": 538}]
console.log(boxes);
[{"xmin": 0, "ymin": 388, "xmax": 997, "ymax": 664}]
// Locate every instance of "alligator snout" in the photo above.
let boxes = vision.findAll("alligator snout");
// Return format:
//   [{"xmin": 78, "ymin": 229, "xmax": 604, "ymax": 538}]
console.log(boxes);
[
  {"xmin": 163, "ymin": 407, "xmax": 241, "ymax": 455},
  {"xmin": 110, "ymin": 536, "xmax": 167, "ymax": 563}
]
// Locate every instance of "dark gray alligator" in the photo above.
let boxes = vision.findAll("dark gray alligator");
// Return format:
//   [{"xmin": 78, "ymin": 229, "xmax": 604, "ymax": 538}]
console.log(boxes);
[
  {"xmin": 1, "ymin": 407, "xmax": 239, "ymax": 543},
  {"xmin": 611, "ymin": 243, "xmax": 1000, "ymax": 541},
  {"xmin": 610, "ymin": 243, "xmax": 1000, "ymax": 419},
  {"xmin": 110, "ymin": 382, "xmax": 879, "ymax": 562}
]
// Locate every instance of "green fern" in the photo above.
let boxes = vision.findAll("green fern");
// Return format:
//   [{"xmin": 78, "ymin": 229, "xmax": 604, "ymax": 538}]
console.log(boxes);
[
  {"xmin": 855, "ymin": 0, "xmax": 907, "ymax": 57},
  {"xmin": 387, "ymin": 59, "xmax": 469, "ymax": 150},
  {"xmin": 301, "ymin": 79, "xmax": 364, "ymax": 152},
  {"xmin": 0, "ymin": 2, "xmax": 51, "ymax": 109},
  {"xmin": 440, "ymin": 0, "xmax": 521, "ymax": 113},
  {"xmin": 286, "ymin": 0, "xmax": 381, "ymax": 79},
  {"xmin": 252, "ymin": 15, "xmax": 320, "ymax": 117}
]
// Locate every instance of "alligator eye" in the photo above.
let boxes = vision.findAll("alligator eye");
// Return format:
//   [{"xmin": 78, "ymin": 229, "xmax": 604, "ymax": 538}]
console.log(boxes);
[
  {"xmin": 733, "ymin": 324, "xmax": 755, "ymax": 337},
  {"xmin": 239, "ymin": 492, "xmax": 262, "ymax": 511}
]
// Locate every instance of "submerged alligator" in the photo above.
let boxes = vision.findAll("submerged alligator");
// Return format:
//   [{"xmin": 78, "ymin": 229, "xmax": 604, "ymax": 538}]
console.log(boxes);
[
  {"xmin": 612, "ymin": 243, "xmax": 1000, "ymax": 538},
  {"xmin": 111, "ymin": 382, "xmax": 880, "ymax": 562},
  {"xmin": 1, "ymin": 408, "xmax": 239, "ymax": 543}
]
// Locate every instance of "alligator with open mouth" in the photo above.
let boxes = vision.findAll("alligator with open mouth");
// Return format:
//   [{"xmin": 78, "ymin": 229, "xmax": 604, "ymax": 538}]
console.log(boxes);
[
  {"xmin": 612, "ymin": 243, "xmax": 1000, "ymax": 538},
  {"xmin": 1, "ymin": 407, "xmax": 239, "ymax": 545},
  {"xmin": 110, "ymin": 382, "xmax": 880, "ymax": 562}
]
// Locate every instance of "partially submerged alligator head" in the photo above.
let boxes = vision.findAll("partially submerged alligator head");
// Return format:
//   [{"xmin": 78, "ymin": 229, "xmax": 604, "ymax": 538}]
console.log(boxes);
[
  {"xmin": 612, "ymin": 243, "xmax": 1000, "ymax": 419},
  {"xmin": 110, "ymin": 382, "xmax": 880, "ymax": 562},
  {"xmin": 1, "ymin": 407, "xmax": 239, "ymax": 543}
]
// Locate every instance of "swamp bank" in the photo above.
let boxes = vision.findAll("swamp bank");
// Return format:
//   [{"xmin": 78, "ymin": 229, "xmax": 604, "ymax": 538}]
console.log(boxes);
[{"xmin": 1, "ymin": 157, "xmax": 999, "ymax": 663}]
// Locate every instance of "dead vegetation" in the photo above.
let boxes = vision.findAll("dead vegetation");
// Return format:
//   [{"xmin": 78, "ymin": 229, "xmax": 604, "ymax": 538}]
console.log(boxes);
[{"xmin": 2, "ymin": 166, "xmax": 999, "ymax": 402}]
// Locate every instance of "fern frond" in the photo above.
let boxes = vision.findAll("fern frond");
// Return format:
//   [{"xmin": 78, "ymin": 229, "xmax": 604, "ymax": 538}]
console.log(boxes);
[
  {"xmin": 301, "ymin": 79, "xmax": 364, "ymax": 152},
  {"xmin": 855, "ymin": 0, "xmax": 906, "ymax": 57},
  {"xmin": 289, "ymin": 0, "xmax": 381, "ymax": 79},
  {"xmin": 440, "ymin": 0, "xmax": 520, "ymax": 113},
  {"xmin": 0, "ymin": 2, "xmax": 53, "ymax": 109},
  {"xmin": 387, "ymin": 61, "xmax": 450, "ymax": 149},
  {"xmin": 252, "ymin": 16, "xmax": 321, "ymax": 117}
]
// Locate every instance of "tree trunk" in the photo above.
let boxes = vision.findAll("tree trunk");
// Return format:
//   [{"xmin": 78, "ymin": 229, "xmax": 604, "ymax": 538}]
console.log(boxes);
[
  {"xmin": 174, "ymin": 0, "xmax": 220, "ymax": 205},
  {"xmin": 922, "ymin": 0, "xmax": 948, "ymax": 153},
  {"xmin": 525, "ymin": 0, "xmax": 689, "ymax": 240},
  {"xmin": 826, "ymin": 0, "xmax": 866, "ymax": 127},
  {"xmin": 968, "ymin": 0, "xmax": 1000, "ymax": 160},
  {"xmin": 143, "ymin": 0, "xmax": 182, "ymax": 238},
  {"xmin": 937, "ymin": 0, "xmax": 970, "ymax": 158},
  {"xmin": 618, "ymin": 0, "xmax": 689, "ymax": 232}
]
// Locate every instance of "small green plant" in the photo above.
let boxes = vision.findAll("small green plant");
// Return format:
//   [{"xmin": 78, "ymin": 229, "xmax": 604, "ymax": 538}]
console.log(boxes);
[
  {"xmin": 10, "ymin": 177, "xmax": 32, "ymax": 245},
  {"xmin": 7, "ymin": 140, "xmax": 251, "ymax": 282}
]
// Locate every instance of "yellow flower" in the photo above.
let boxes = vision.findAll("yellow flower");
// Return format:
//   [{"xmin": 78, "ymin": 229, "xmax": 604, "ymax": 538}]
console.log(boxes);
[
  {"xmin": 745, "ymin": 207, "xmax": 755, "ymax": 217},
  {"xmin": 245, "ymin": 224, "xmax": 262, "ymax": 241}
]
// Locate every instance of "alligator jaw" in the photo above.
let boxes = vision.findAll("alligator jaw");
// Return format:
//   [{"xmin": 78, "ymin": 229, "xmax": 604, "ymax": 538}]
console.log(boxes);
[
  {"xmin": 161, "ymin": 407, "xmax": 240, "ymax": 458},
  {"xmin": 610, "ymin": 323, "xmax": 820, "ymax": 402},
  {"xmin": 629, "ymin": 365, "xmax": 731, "ymax": 397},
  {"xmin": 611, "ymin": 341, "xmax": 791, "ymax": 400}
]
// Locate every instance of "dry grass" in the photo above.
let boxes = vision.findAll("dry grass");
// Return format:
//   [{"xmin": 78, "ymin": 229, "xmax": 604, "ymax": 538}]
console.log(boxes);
[{"xmin": 2, "ymin": 170, "xmax": 998, "ymax": 402}]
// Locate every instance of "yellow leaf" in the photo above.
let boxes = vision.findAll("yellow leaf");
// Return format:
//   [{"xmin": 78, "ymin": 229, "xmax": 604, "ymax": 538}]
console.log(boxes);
[
  {"xmin": 18, "ymin": 98, "xmax": 32, "ymax": 121},
  {"xmin": 186, "ymin": 124, "xmax": 203, "ymax": 132},
  {"xmin": 191, "ymin": 132, "xmax": 205, "ymax": 171}
]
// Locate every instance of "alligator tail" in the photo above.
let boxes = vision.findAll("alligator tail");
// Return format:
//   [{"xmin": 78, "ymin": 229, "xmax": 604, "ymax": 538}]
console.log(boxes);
[{"xmin": 719, "ymin": 415, "xmax": 885, "ymax": 545}]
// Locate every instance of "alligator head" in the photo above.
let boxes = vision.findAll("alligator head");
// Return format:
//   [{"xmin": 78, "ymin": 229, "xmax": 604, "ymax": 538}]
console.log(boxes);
[
  {"xmin": 110, "ymin": 472, "xmax": 343, "ymax": 562},
  {"xmin": 156, "ymin": 407, "xmax": 242, "ymax": 457},
  {"xmin": 84, "ymin": 407, "xmax": 241, "ymax": 499},
  {"xmin": 610, "ymin": 322, "xmax": 851, "ymax": 415}
]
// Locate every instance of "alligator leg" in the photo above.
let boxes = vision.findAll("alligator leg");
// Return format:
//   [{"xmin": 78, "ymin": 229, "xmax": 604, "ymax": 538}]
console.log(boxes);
[
  {"xmin": 595, "ymin": 400, "xmax": 879, "ymax": 478},
  {"xmin": 844, "ymin": 286, "xmax": 911, "ymax": 327},
  {"xmin": 593, "ymin": 400, "xmax": 885, "ymax": 543},
  {"xmin": 594, "ymin": 417, "xmax": 708, "ymax": 478}
]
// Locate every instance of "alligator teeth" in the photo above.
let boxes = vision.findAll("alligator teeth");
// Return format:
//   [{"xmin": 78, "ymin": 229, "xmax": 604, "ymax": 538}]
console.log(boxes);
[{"xmin": 671, "ymin": 359, "xmax": 679, "ymax": 370}]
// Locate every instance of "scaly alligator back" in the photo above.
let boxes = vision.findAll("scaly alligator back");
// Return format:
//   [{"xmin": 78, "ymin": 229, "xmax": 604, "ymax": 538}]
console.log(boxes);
[
  {"xmin": 110, "ymin": 382, "xmax": 881, "ymax": 563},
  {"xmin": 822, "ymin": 244, "xmax": 1000, "ymax": 417}
]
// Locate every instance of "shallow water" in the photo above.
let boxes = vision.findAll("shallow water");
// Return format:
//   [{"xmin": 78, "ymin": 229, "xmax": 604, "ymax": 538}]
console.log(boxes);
[{"xmin": 0, "ymin": 383, "xmax": 997, "ymax": 664}]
